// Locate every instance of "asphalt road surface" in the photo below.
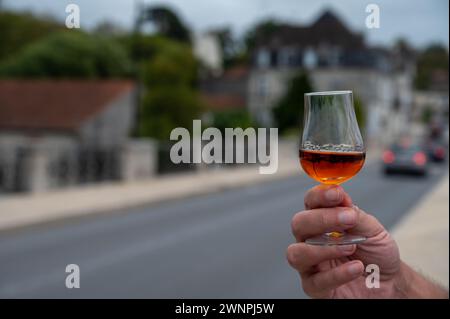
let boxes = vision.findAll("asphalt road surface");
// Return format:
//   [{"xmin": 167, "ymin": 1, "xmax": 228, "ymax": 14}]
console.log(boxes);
[{"xmin": 0, "ymin": 162, "xmax": 447, "ymax": 298}]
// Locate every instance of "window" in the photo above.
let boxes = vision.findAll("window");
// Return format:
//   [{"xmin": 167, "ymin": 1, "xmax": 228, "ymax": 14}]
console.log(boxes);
[
  {"xmin": 303, "ymin": 48, "xmax": 318, "ymax": 69},
  {"xmin": 257, "ymin": 76, "xmax": 268, "ymax": 98},
  {"xmin": 256, "ymin": 49, "xmax": 270, "ymax": 68}
]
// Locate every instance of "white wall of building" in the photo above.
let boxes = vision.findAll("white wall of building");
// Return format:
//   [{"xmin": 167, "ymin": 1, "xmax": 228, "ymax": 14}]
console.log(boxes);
[
  {"xmin": 80, "ymin": 91, "xmax": 135, "ymax": 149},
  {"xmin": 193, "ymin": 32, "xmax": 223, "ymax": 76},
  {"xmin": 247, "ymin": 67, "xmax": 414, "ymax": 146}
]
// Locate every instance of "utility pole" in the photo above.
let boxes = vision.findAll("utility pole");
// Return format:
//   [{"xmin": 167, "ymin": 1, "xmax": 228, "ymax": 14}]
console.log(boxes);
[
  {"xmin": 131, "ymin": 0, "xmax": 144, "ymax": 137},
  {"xmin": 132, "ymin": 0, "xmax": 156, "ymax": 137}
]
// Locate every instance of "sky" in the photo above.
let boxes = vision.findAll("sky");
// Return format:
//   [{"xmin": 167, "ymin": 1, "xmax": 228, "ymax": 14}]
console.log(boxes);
[{"xmin": 2, "ymin": 0, "xmax": 449, "ymax": 48}]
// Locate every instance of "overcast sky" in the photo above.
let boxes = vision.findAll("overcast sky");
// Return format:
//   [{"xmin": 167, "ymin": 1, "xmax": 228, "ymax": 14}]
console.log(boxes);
[{"xmin": 3, "ymin": 0, "xmax": 449, "ymax": 48}]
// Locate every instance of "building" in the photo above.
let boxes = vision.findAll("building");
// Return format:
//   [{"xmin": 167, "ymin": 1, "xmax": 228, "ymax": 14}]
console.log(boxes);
[
  {"xmin": 200, "ymin": 65, "xmax": 249, "ymax": 112},
  {"xmin": 0, "ymin": 80, "xmax": 156, "ymax": 193},
  {"xmin": 247, "ymin": 10, "xmax": 415, "ymax": 146},
  {"xmin": 193, "ymin": 31, "xmax": 223, "ymax": 76}
]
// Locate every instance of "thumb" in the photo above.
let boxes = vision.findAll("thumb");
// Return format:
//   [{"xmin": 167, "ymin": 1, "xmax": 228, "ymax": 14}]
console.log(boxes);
[{"xmin": 348, "ymin": 205, "xmax": 385, "ymax": 237}]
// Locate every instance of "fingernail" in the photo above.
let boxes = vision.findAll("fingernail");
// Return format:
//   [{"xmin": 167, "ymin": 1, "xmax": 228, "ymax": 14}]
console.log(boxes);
[
  {"xmin": 348, "ymin": 262, "xmax": 362, "ymax": 275},
  {"xmin": 325, "ymin": 188, "xmax": 340, "ymax": 202},
  {"xmin": 338, "ymin": 210, "xmax": 354, "ymax": 225},
  {"xmin": 338, "ymin": 245, "xmax": 354, "ymax": 253}
]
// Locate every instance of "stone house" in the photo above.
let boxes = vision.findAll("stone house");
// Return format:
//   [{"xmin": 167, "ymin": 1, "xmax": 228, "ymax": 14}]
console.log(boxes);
[
  {"xmin": 0, "ymin": 80, "xmax": 156, "ymax": 193},
  {"xmin": 247, "ymin": 10, "xmax": 415, "ymax": 146}
]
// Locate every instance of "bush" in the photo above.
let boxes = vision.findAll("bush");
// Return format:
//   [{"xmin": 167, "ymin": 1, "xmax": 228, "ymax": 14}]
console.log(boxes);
[
  {"xmin": 0, "ymin": 11, "xmax": 62, "ymax": 61},
  {"xmin": 0, "ymin": 31, "xmax": 132, "ymax": 78},
  {"xmin": 273, "ymin": 72, "xmax": 313, "ymax": 134},
  {"xmin": 137, "ymin": 36, "xmax": 203, "ymax": 140},
  {"xmin": 210, "ymin": 110, "xmax": 255, "ymax": 132},
  {"xmin": 139, "ymin": 87, "xmax": 204, "ymax": 140},
  {"xmin": 353, "ymin": 95, "xmax": 366, "ymax": 133},
  {"xmin": 141, "ymin": 38, "xmax": 197, "ymax": 87}
]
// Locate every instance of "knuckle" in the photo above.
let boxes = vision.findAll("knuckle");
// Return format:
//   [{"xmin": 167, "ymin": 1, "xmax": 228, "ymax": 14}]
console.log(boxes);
[
  {"xmin": 286, "ymin": 244, "xmax": 298, "ymax": 267},
  {"xmin": 302, "ymin": 277, "xmax": 314, "ymax": 294},
  {"xmin": 320, "ymin": 210, "xmax": 331, "ymax": 229},
  {"xmin": 330, "ymin": 268, "xmax": 344, "ymax": 285},
  {"xmin": 291, "ymin": 211, "xmax": 303, "ymax": 237},
  {"xmin": 308, "ymin": 273, "xmax": 321, "ymax": 292},
  {"xmin": 304, "ymin": 191, "xmax": 313, "ymax": 209},
  {"xmin": 353, "ymin": 205, "xmax": 362, "ymax": 219},
  {"xmin": 305, "ymin": 186, "xmax": 320, "ymax": 208}
]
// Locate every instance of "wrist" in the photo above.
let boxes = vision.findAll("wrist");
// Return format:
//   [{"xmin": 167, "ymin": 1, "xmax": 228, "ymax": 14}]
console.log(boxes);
[
  {"xmin": 392, "ymin": 261, "xmax": 414, "ymax": 298},
  {"xmin": 393, "ymin": 261, "xmax": 448, "ymax": 299}
]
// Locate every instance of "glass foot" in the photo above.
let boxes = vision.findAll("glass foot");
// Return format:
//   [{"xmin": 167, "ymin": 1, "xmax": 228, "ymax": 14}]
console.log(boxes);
[{"xmin": 305, "ymin": 233, "xmax": 366, "ymax": 246}]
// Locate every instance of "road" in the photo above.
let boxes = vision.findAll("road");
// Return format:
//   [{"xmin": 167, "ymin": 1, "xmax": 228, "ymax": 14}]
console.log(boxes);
[{"xmin": 0, "ymin": 162, "xmax": 447, "ymax": 298}]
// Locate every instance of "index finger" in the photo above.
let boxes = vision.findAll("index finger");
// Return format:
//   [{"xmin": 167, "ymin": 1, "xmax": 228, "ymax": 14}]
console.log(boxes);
[{"xmin": 304, "ymin": 185, "xmax": 352, "ymax": 209}]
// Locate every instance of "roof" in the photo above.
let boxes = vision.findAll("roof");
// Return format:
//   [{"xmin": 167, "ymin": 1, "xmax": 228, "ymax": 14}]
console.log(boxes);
[
  {"xmin": 256, "ymin": 10, "xmax": 364, "ymax": 50},
  {"xmin": 222, "ymin": 65, "xmax": 249, "ymax": 80},
  {"xmin": 201, "ymin": 93, "xmax": 246, "ymax": 111},
  {"xmin": 429, "ymin": 70, "xmax": 449, "ymax": 92},
  {"xmin": 0, "ymin": 80, "xmax": 134, "ymax": 132}
]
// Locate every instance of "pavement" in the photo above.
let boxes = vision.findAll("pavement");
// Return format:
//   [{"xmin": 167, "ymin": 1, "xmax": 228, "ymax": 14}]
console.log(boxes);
[
  {"xmin": 0, "ymin": 141, "xmax": 380, "ymax": 232},
  {"xmin": 0, "ymin": 157, "xmax": 446, "ymax": 298},
  {"xmin": 392, "ymin": 172, "xmax": 449, "ymax": 289},
  {"xmin": 0, "ymin": 139, "xmax": 304, "ymax": 232}
]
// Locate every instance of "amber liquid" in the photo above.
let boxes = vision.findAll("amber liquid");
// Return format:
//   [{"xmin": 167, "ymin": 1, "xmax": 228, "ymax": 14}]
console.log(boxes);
[{"xmin": 299, "ymin": 149, "xmax": 365, "ymax": 185}]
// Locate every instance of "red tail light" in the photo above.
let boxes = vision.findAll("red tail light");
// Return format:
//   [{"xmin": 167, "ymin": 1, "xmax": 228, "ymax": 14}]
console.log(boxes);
[
  {"xmin": 413, "ymin": 152, "xmax": 427, "ymax": 166},
  {"xmin": 382, "ymin": 150, "xmax": 395, "ymax": 164},
  {"xmin": 435, "ymin": 147, "xmax": 445, "ymax": 158}
]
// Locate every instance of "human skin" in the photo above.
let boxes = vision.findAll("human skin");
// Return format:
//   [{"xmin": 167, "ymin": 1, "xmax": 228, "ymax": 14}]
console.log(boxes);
[{"xmin": 286, "ymin": 184, "xmax": 449, "ymax": 299}]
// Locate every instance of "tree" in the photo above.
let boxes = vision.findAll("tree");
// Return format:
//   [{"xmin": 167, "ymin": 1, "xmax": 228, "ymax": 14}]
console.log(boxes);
[
  {"xmin": 140, "ymin": 87, "xmax": 203, "ymax": 140},
  {"xmin": 421, "ymin": 105, "xmax": 434, "ymax": 125},
  {"xmin": 414, "ymin": 44, "xmax": 449, "ymax": 90},
  {"xmin": 273, "ymin": 72, "xmax": 313, "ymax": 134},
  {"xmin": 138, "ymin": 37, "xmax": 204, "ymax": 140},
  {"xmin": 94, "ymin": 20, "xmax": 126, "ymax": 37},
  {"xmin": 244, "ymin": 19, "xmax": 282, "ymax": 52},
  {"xmin": 0, "ymin": 10, "xmax": 62, "ymax": 61},
  {"xmin": 210, "ymin": 110, "xmax": 255, "ymax": 133},
  {"xmin": 141, "ymin": 37, "xmax": 197, "ymax": 87},
  {"xmin": 135, "ymin": 5, "xmax": 190, "ymax": 44},
  {"xmin": 0, "ymin": 31, "xmax": 132, "ymax": 78},
  {"xmin": 273, "ymin": 72, "xmax": 367, "ymax": 136},
  {"xmin": 353, "ymin": 95, "xmax": 366, "ymax": 134},
  {"xmin": 209, "ymin": 27, "xmax": 245, "ymax": 69}
]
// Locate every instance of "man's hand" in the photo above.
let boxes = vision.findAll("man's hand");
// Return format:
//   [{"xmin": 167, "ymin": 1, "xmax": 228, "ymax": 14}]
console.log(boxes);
[
  {"xmin": 287, "ymin": 185, "xmax": 448, "ymax": 299},
  {"xmin": 287, "ymin": 184, "xmax": 401, "ymax": 298}
]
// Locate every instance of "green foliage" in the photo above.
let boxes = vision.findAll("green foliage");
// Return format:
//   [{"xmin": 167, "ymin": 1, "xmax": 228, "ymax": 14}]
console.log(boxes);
[
  {"xmin": 0, "ymin": 31, "xmax": 132, "ymax": 78},
  {"xmin": 0, "ymin": 11, "xmax": 62, "ymax": 61},
  {"xmin": 141, "ymin": 37, "xmax": 197, "ymax": 87},
  {"xmin": 273, "ymin": 73, "xmax": 366, "ymax": 135},
  {"xmin": 210, "ymin": 110, "xmax": 255, "ymax": 133},
  {"xmin": 353, "ymin": 95, "xmax": 366, "ymax": 132},
  {"xmin": 244, "ymin": 19, "xmax": 282, "ymax": 52},
  {"xmin": 139, "ymin": 87, "xmax": 204, "ymax": 140},
  {"xmin": 138, "ymin": 37, "xmax": 203, "ymax": 140},
  {"xmin": 272, "ymin": 72, "xmax": 313, "ymax": 134},
  {"xmin": 208, "ymin": 28, "xmax": 246, "ymax": 69},
  {"xmin": 414, "ymin": 44, "xmax": 449, "ymax": 90},
  {"xmin": 421, "ymin": 105, "xmax": 434, "ymax": 124},
  {"xmin": 136, "ymin": 6, "xmax": 191, "ymax": 43}
]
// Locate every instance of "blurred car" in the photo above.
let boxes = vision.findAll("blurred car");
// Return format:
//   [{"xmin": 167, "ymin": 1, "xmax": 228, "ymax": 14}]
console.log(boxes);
[
  {"xmin": 382, "ymin": 144, "xmax": 428, "ymax": 176},
  {"xmin": 425, "ymin": 139, "xmax": 447, "ymax": 162}
]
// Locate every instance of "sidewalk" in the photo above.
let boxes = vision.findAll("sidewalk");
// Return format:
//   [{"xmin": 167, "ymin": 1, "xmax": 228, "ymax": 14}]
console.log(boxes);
[
  {"xmin": 392, "ymin": 174, "xmax": 449, "ymax": 288},
  {"xmin": 0, "ymin": 143, "xmax": 381, "ymax": 232},
  {"xmin": 0, "ymin": 159, "xmax": 300, "ymax": 232}
]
